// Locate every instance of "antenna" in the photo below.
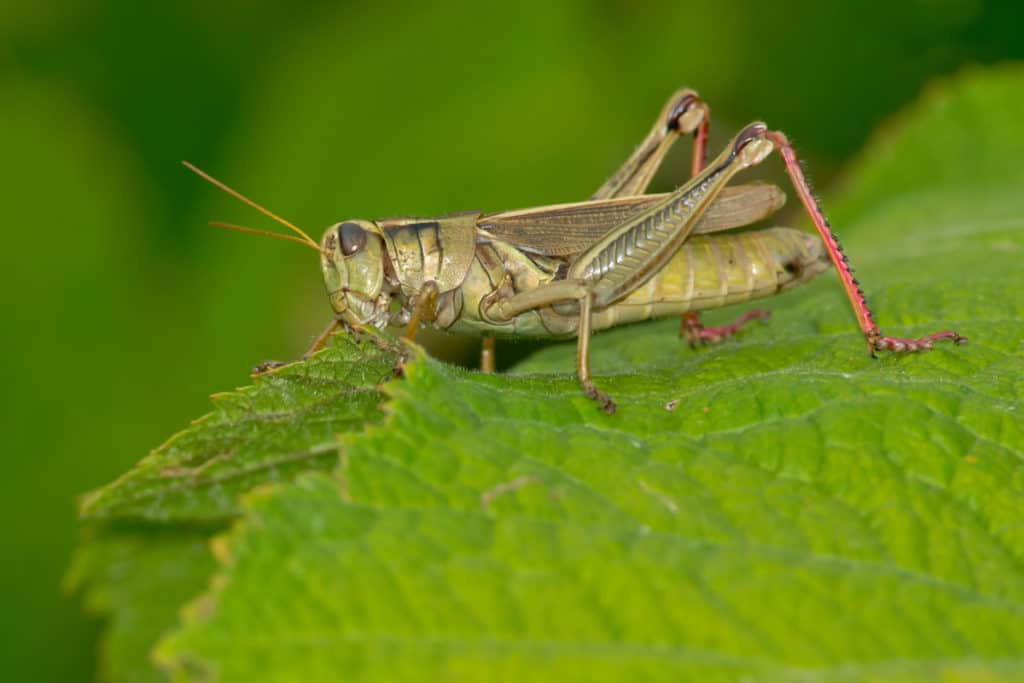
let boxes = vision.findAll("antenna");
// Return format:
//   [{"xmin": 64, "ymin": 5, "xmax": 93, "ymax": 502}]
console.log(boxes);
[
  {"xmin": 208, "ymin": 221, "xmax": 322, "ymax": 252},
  {"xmin": 182, "ymin": 161, "xmax": 321, "ymax": 249}
]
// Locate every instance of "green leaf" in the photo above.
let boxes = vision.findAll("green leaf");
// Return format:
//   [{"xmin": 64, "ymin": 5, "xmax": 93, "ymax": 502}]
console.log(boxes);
[
  {"xmin": 828, "ymin": 64, "xmax": 1024, "ymax": 226},
  {"xmin": 79, "ymin": 332, "xmax": 400, "ymax": 522},
  {"xmin": 84, "ymin": 67, "xmax": 1024, "ymax": 681},
  {"xmin": 160, "ymin": 474, "xmax": 1024, "ymax": 682},
  {"xmin": 66, "ymin": 526, "xmax": 217, "ymax": 683},
  {"xmin": 70, "ymin": 333, "xmax": 403, "ymax": 680}
]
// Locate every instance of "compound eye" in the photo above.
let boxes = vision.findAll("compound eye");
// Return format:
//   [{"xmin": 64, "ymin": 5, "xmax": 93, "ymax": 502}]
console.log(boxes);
[{"xmin": 337, "ymin": 221, "xmax": 367, "ymax": 256}]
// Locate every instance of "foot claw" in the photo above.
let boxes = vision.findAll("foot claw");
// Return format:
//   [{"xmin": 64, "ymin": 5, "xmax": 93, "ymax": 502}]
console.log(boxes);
[
  {"xmin": 681, "ymin": 309, "xmax": 770, "ymax": 347},
  {"xmin": 582, "ymin": 380, "xmax": 616, "ymax": 415},
  {"xmin": 869, "ymin": 330, "xmax": 966, "ymax": 354},
  {"xmin": 252, "ymin": 360, "xmax": 288, "ymax": 375}
]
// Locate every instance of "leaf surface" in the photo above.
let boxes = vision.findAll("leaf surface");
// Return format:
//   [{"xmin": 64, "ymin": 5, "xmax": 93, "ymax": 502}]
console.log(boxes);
[
  {"xmin": 79, "ymin": 333, "xmax": 400, "ymax": 522},
  {"xmin": 67, "ymin": 527, "xmax": 216, "ymax": 683},
  {"xmin": 81, "ymin": 67, "xmax": 1024, "ymax": 682}
]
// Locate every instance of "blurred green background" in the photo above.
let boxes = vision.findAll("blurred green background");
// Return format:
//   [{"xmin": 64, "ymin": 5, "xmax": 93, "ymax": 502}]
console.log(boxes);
[{"xmin": 3, "ymin": 1, "xmax": 1023, "ymax": 680}]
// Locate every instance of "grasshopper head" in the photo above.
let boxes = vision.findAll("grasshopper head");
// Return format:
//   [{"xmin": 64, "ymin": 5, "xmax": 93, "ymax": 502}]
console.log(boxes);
[{"xmin": 320, "ymin": 219, "xmax": 391, "ymax": 328}]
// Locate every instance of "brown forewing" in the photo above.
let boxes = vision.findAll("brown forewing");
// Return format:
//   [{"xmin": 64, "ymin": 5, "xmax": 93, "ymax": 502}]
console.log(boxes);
[{"xmin": 477, "ymin": 184, "xmax": 785, "ymax": 257}]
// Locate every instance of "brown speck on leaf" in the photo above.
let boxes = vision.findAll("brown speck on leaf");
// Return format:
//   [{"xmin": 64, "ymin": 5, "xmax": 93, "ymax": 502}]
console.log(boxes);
[
  {"xmin": 190, "ymin": 593, "xmax": 221, "ymax": 622},
  {"xmin": 159, "ymin": 452, "xmax": 231, "ymax": 478},
  {"xmin": 480, "ymin": 475, "xmax": 536, "ymax": 511},
  {"xmin": 965, "ymin": 454, "xmax": 978, "ymax": 464},
  {"xmin": 703, "ymin": 405, "xmax": 710, "ymax": 413}
]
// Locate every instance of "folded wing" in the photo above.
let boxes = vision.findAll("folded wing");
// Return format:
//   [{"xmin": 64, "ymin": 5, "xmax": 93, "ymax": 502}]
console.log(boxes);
[{"xmin": 478, "ymin": 184, "xmax": 785, "ymax": 257}]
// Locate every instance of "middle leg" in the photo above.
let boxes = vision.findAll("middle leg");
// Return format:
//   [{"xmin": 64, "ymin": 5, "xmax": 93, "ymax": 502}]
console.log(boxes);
[{"xmin": 576, "ymin": 291, "xmax": 615, "ymax": 415}]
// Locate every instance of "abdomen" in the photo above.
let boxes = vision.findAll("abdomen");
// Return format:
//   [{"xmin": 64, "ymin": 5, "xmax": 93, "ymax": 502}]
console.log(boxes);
[
  {"xmin": 592, "ymin": 227, "xmax": 829, "ymax": 330},
  {"xmin": 448, "ymin": 226, "xmax": 828, "ymax": 338}
]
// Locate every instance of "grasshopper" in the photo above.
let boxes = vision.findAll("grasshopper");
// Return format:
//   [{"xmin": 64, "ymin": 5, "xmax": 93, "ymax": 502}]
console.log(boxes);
[{"xmin": 186, "ymin": 88, "xmax": 965, "ymax": 414}]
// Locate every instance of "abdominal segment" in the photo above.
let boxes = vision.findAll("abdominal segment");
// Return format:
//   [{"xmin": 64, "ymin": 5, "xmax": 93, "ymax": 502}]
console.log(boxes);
[{"xmin": 590, "ymin": 227, "xmax": 828, "ymax": 331}]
